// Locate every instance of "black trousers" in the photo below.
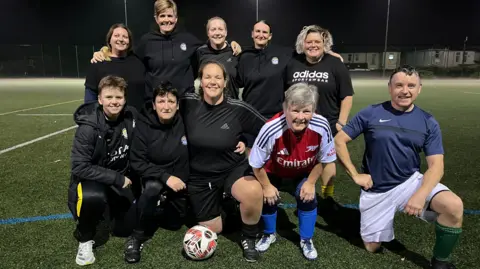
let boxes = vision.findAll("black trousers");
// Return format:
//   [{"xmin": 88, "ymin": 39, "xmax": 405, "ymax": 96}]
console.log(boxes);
[
  {"xmin": 68, "ymin": 181, "xmax": 136, "ymax": 242},
  {"xmin": 133, "ymin": 179, "xmax": 188, "ymax": 237}
]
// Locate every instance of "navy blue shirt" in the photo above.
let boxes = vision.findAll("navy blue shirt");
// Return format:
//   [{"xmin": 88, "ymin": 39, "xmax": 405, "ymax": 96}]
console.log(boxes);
[{"xmin": 343, "ymin": 101, "xmax": 444, "ymax": 192}]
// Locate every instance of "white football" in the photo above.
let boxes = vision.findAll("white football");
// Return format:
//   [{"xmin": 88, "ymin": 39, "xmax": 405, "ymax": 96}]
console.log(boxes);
[{"xmin": 183, "ymin": 225, "xmax": 218, "ymax": 260}]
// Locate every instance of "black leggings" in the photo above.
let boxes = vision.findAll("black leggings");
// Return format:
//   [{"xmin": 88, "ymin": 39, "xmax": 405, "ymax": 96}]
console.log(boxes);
[
  {"xmin": 133, "ymin": 179, "xmax": 188, "ymax": 236},
  {"xmin": 68, "ymin": 181, "xmax": 135, "ymax": 242}
]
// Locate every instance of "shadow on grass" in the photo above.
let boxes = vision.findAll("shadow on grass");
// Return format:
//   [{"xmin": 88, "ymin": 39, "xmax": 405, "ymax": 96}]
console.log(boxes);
[{"xmin": 316, "ymin": 196, "xmax": 431, "ymax": 268}]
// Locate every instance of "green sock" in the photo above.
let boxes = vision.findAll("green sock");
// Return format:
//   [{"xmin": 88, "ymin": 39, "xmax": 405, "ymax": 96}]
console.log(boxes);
[{"xmin": 433, "ymin": 221, "xmax": 462, "ymax": 261}]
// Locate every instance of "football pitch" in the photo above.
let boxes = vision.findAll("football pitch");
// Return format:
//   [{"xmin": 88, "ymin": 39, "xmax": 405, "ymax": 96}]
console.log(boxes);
[{"xmin": 0, "ymin": 78, "xmax": 479, "ymax": 269}]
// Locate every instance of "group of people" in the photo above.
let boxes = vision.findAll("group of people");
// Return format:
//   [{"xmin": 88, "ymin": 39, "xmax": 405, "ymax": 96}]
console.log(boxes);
[{"xmin": 68, "ymin": 0, "xmax": 463, "ymax": 268}]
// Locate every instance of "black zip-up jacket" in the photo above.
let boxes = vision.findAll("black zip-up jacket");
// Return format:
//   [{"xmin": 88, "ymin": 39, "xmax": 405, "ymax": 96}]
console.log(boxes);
[
  {"xmin": 135, "ymin": 26, "xmax": 203, "ymax": 100},
  {"xmin": 196, "ymin": 42, "xmax": 239, "ymax": 99},
  {"xmin": 130, "ymin": 103, "xmax": 189, "ymax": 185},
  {"xmin": 70, "ymin": 102, "xmax": 137, "ymax": 188},
  {"xmin": 236, "ymin": 44, "xmax": 293, "ymax": 118}
]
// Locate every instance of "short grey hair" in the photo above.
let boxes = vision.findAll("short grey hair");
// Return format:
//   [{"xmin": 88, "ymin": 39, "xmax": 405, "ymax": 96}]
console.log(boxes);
[
  {"xmin": 283, "ymin": 83, "xmax": 318, "ymax": 111},
  {"xmin": 295, "ymin": 25, "xmax": 333, "ymax": 54}
]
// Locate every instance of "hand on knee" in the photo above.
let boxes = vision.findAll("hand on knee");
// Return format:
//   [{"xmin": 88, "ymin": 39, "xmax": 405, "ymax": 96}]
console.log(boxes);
[
  {"xmin": 364, "ymin": 242, "xmax": 382, "ymax": 253},
  {"xmin": 295, "ymin": 194, "xmax": 318, "ymax": 212}
]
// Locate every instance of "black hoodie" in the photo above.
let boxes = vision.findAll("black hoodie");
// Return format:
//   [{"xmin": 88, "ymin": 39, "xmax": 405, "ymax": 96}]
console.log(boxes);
[
  {"xmin": 135, "ymin": 26, "xmax": 203, "ymax": 100},
  {"xmin": 236, "ymin": 44, "xmax": 294, "ymax": 118},
  {"xmin": 129, "ymin": 102, "xmax": 189, "ymax": 185},
  {"xmin": 196, "ymin": 42, "xmax": 239, "ymax": 99},
  {"xmin": 70, "ymin": 102, "xmax": 137, "ymax": 188}
]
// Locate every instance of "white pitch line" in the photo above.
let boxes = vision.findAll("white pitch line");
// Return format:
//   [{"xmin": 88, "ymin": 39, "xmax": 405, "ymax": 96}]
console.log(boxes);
[
  {"xmin": 463, "ymin": 91, "xmax": 480, "ymax": 95},
  {"xmin": 0, "ymin": 125, "xmax": 78, "ymax": 155},
  {"xmin": 0, "ymin": 99, "xmax": 82, "ymax": 116},
  {"xmin": 17, "ymin": 114, "xmax": 72, "ymax": 116}
]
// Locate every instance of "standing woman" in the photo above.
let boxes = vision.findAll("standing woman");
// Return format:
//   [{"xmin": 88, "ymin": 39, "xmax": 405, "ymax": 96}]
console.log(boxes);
[
  {"xmin": 92, "ymin": 0, "xmax": 241, "ymax": 100},
  {"xmin": 284, "ymin": 25, "xmax": 354, "ymax": 199},
  {"xmin": 181, "ymin": 60, "xmax": 265, "ymax": 262},
  {"xmin": 84, "ymin": 23, "xmax": 145, "ymax": 110},
  {"xmin": 196, "ymin": 16, "xmax": 240, "ymax": 99},
  {"xmin": 236, "ymin": 20, "xmax": 292, "ymax": 121},
  {"xmin": 236, "ymin": 21, "xmax": 343, "ymax": 149}
]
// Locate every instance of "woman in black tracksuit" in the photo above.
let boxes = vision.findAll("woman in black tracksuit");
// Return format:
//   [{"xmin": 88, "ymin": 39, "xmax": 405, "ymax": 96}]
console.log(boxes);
[
  {"xmin": 196, "ymin": 16, "xmax": 240, "ymax": 99},
  {"xmin": 123, "ymin": 82, "xmax": 189, "ymax": 264},
  {"xmin": 69, "ymin": 76, "xmax": 137, "ymax": 266}
]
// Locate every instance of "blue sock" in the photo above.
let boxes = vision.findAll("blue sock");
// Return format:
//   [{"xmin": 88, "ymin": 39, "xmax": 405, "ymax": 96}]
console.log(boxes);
[
  {"xmin": 262, "ymin": 211, "xmax": 277, "ymax": 234},
  {"xmin": 298, "ymin": 208, "xmax": 317, "ymax": 240}
]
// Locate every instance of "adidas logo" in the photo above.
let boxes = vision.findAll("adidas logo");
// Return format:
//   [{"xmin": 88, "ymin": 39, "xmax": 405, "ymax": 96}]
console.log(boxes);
[
  {"xmin": 292, "ymin": 70, "xmax": 329, "ymax": 83},
  {"xmin": 293, "ymin": 70, "xmax": 329, "ymax": 79},
  {"xmin": 220, "ymin": 123, "xmax": 230, "ymax": 130},
  {"xmin": 277, "ymin": 148, "xmax": 289, "ymax": 155}
]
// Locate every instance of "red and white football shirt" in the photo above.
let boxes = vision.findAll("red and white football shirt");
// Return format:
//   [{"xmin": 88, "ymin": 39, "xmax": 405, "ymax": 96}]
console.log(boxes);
[{"xmin": 249, "ymin": 112, "xmax": 336, "ymax": 178}]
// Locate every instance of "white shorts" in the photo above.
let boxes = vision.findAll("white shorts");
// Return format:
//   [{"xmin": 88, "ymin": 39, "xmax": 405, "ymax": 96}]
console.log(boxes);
[{"xmin": 359, "ymin": 171, "xmax": 449, "ymax": 243}]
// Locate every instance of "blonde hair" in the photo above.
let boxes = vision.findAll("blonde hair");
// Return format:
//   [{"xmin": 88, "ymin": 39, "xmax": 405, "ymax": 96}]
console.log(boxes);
[
  {"xmin": 154, "ymin": 0, "xmax": 177, "ymax": 16},
  {"xmin": 206, "ymin": 16, "xmax": 227, "ymax": 33},
  {"xmin": 295, "ymin": 25, "xmax": 333, "ymax": 54}
]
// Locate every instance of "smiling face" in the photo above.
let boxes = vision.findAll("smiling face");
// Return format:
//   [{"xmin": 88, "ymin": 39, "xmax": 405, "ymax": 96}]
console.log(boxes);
[
  {"xmin": 207, "ymin": 18, "xmax": 227, "ymax": 47},
  {"xmin": 98, "ymin": 87, "xmax": 126, "ymax": 119},
  {"xmin": 284, "ymin": 103, "xmax": 314, "ymax": 133},
  {"xmin": 109, "ymin": 27, "xmax": 130, "ymax": 54},
  {"xmin": 251, "ymin": 21, "xmax": 272, "ymax": 48},
  {"xmin": 155, "ymin": 8, "xmax": 177, "ymax": 34},
  {"xmin": 303, "ymin": 32, "xmax": 324, "ymax": 60},
  {"xmin": 388, "ymin": 71, "xmax": 422, "ymax": 112},
  {"xmin": 200, "ymin": 63, "xmax": 226, "ymax": 101}
]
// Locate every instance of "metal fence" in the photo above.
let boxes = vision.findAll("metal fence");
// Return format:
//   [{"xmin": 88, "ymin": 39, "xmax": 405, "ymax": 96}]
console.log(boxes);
[{"xmin": 0, "ymin": 44, "xmax": 102, "ymax": 78}]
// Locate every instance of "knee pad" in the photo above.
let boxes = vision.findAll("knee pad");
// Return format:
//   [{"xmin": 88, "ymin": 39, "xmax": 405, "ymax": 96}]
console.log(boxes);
[
  {"xmin": 143, "ymin": 180, "xmax": 164, "ymax": 199},
  {"xmin": 296, "ymin": 198, "xmax": 318, "ymax": 211},
  {"xmin": 262, "ymin": 202, "xmax": 278, "ymax": 215}
]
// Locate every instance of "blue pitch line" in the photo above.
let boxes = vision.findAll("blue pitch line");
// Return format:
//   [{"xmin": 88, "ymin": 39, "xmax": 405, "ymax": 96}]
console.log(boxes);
[{"xmin": 1, "ymin": 204, "xmax": 479, "ymax": 226}]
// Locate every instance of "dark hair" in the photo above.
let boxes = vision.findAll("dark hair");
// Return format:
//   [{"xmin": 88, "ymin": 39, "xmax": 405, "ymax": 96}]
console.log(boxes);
[
  {"xmin": 197, "ymin": 60, "xmax": 229, "ymax": 98},
  {"xmin": 253, "ymin": 20, "xmax": 272, "ymax": 34},
  {"xmin": 153, "ymin": 81, "xmax": 179, "ymax": 102},
  {"xmin": 98, "ymin": 75, "xmax": 128, "ymax": 95},
  {"xmin": 106, "ymin": 23, "xmax": 134, "ymax": 53},
  {"xmin": 389, "ymin": 65, "xmax": 421, "ymax": 84}
]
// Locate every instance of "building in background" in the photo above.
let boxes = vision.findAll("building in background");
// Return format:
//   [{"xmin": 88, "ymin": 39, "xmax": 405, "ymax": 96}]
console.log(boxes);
[
  {"xmin": 403, "ymin": 48, "xmax": 479, "ymax": 67},
  {"xmin": 339, "ymin": 47, "xmax": 401, "ymax": 70}
]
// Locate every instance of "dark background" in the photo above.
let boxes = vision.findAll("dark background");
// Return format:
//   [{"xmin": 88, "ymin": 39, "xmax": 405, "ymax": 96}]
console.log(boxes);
[{"xmin": 0, "ymin": 0, "xmax": 477, "ymax": 77}]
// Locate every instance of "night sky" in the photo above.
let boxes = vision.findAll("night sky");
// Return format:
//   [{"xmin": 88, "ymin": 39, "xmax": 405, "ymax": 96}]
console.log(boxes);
[{"xmin": 0, "ymin": 0, "xmax": 477, "ymax": 50}]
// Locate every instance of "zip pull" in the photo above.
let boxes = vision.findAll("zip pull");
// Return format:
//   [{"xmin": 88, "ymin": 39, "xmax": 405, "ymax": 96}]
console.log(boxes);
[{"xmin": 209, "ymin": 182, "xmax": 212, "ymax": 190}]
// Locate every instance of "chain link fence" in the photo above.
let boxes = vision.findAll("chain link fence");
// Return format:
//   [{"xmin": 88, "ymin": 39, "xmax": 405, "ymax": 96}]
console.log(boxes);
[{"xmin": 0, "ymin": 44, "xmax": 102, "ymax": 78}]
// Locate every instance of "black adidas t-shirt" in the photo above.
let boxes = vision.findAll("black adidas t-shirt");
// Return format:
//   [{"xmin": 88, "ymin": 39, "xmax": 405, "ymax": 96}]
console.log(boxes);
[
  {"xmin": 85, "ymin": 54, "xmax": 146, "ymax": 110},
  {"xmin": 180, "ymin": 93, "xmax": 266, "ymax": 179},
  {"xmin": 104, "ymin": 117, "xmax": 130, "ymax": 174},
  {"xmin": 284, "ymin": 54, "xmax": 354, "ymax": 124}
]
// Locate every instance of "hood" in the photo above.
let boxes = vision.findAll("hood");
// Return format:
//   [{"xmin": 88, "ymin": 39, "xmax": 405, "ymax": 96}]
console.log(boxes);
[
  {"xmin": 73, "ymin": 102, "xmax": 103, "ymax": 128},
  {"xmin": 138, "ymin": 101, "xmax": 179, "ymax": 130}
]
